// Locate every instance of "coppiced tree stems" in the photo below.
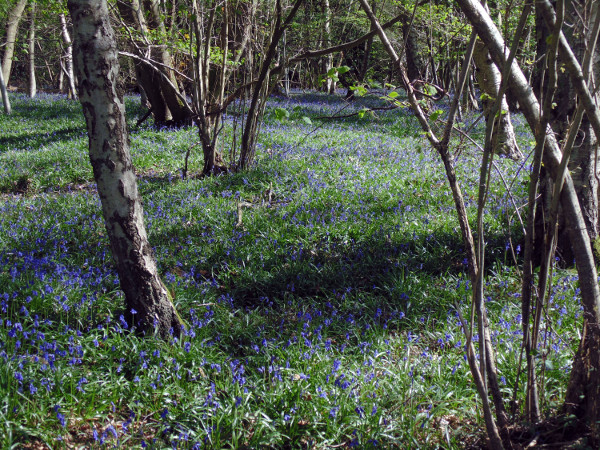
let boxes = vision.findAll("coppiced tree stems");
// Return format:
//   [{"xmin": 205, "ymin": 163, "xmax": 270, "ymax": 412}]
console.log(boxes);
[
  {"xmin": 68, "ymin": 0, "xmax": 184, "ymax": 338},
  {"xmin": 456, "ymin": 0, "xmax": 600, "ymax": 439},
  {"xmin": 357, "ymin": 0, "xmax": 507, "ymax": 447}
]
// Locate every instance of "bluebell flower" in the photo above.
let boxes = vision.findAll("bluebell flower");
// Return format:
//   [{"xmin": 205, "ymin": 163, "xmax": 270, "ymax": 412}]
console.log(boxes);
[{"xmin": 329, "ymin": 406, "xmax": 339, "ymax": 419}]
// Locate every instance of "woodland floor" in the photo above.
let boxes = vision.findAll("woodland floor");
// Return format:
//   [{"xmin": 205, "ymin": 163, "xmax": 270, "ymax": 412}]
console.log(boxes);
[{"xmin": 0, "ymin": 91, "xmax": 587, "ymax": 448}]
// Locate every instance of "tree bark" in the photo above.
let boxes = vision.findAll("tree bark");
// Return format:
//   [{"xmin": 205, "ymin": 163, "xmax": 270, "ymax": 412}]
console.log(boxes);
[
  {"xmin": 323, "ymin": 0, "xmax": 335, "ymax": 94},
  {"xmin": 402, "ymin": 12, "xmax": 428, "ymax": 87},
  {"xmin": 68, "ymin": 0, "xmax": 184, "ymax": 338},
  {"xmin": 59, "ymin": 13, "xmax": 78, "ymax": 99},
  {"xmin": 0, "ymin": 65, "xmax": 11, "ymax": 114},
  {"xmin": 535, "ymin": 0, "xmax": 600, "ymax": 263},
  {"xmin": 2, "ymin": 0, "xmax": 28, "ymax": 86},
  {"xmin": 473, "ymin": 40, "xmax": 522, "ymax": 160},
  {"xmin": 27, "ymin": 0, "xmax": 36, "ymax": 98}
]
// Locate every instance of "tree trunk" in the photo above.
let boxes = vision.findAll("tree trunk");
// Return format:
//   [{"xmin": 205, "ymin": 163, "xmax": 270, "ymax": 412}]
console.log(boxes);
[
  {"xmin": 324, "ymin": 0, "xmax": 334, "ymax": 94},
  {"xmin": 0, "ymin": 65, "xmax": 11, "ymax": 114},
  {"xmin": 145, "ymin": 0, "xmax": 190, "ymax": 125},
  {"xmin": 535, "ymin": 0, "xmax": 600, "ymax": 263},
  {"xmin": 59, "ymin": 13, "xmax": 78, "ymax": 99},
  {"xmin": 473, "ymin": 40, "xmax": 523, "ymax": 160},
  {"xmin": 27, "ymin": 0, "xmax": 36, "ymax": 98},
  {"xmin": 117, "ymin": 0, "xmax": 190, "ymax": 127},
  {"xmin": 2, "ymin": 0, "xmax": 28, "ymax": 86},
  {"xmin": 456, "ymin": 0, "xmax": 600, "ymax": 437},
  {"xmin": 402, "ymin": 14, "xmax": 428, "ymax": 86},
  {"xmin": 68, "ymin": 0, "xmax": 184, "ymax": 338}
]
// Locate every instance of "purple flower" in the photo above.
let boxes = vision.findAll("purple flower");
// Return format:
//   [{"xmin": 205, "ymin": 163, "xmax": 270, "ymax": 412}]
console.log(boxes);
[{"xmin": 329, "ymin": 406, "xmax": 339, "ymax": 419}]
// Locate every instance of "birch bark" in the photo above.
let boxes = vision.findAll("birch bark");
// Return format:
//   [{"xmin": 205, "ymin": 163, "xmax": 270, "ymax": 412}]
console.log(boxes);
[
  {"xmin": 27, "ymin": 0, "xmax": 36, "ymax": 98},
  {"xmin": 68, "ymin": 0, "xmax": 184, "ymax": 337},
  {"xmin": 473, "ymin": 41, "xmax": 522, "ymax": 160},
  {"xmin": 2, "ymin": 0, "xmax": 28, "ymax": 86},
  {"xmin": 0, "ymin": 65, "xmax": 11, "ymax": 114},
  {"xmin": 59, "ymin": 13, "xmax": 77, "ymax": 99}
]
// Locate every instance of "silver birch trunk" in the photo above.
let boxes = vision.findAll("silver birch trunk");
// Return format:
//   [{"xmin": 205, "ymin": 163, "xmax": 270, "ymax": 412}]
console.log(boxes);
[
  {"xmin": 2, "ymin": 0, "xmax": 28, "ymax": 86},
  {"xmin": 58, "ymin": 61, "xmax": 64, "ymax": 92},
  {"xmin": 324, "ymin": 0, "xmax": 334, "ymax": 94},
  {"xmin": 27, "ymin": 0, "xmax": 36, "ymax": 98},
  {"xmin": 67, "ymin": 0, "xmax": 183, "ymax": 337},
  {"xmin": 59, "ymin": 13, "xmax": 78, "ymax": 100},
  {"xmin": 0, "ymin": 65, "xmax": 11, "ymax": 114},
  {"xmin": 473, "ymin": 40, "xmax": 522, "ymax": 160}
]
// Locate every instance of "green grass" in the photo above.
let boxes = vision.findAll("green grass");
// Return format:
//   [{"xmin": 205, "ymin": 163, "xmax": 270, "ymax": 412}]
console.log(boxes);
[{"xmin": 0, "ymin": 91, "xmax": 582, "ymax": 448}]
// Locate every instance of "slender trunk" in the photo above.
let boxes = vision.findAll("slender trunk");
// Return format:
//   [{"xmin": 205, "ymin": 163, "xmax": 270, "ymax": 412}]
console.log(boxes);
[
  {"xmin": 324, "ymin": 0, "xmax": 334, "ymax": 93},
  {"xmin": 27, "ymin": 0, "xmax": 36, "ymax": 98},
  {"xmin": 68, "ymin": 0, "xmax": 184, "ymax": 338},
  {"xmin": 59, "ymin": 13, "xmax": 78, "ymax": 99},
  {"xmin": 0, "ymin": 66, "xmax": 11, "ymax": 114},
  {"xmin": 2, "ymin": 0, "xmax": 28, "ymax": 86},
  {"xmin": 58, "ymin": 62, "xmax": 64, "ymax": 92}
]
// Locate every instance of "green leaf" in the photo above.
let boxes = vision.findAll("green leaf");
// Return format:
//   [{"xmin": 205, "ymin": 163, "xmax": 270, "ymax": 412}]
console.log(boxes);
[
  {"xmin": 301, "ymin": 116, "xmax": 312, "ymax": 125},
  {"xmin": 429, "ymin": 110, "xmax": 444, "ymax": 121},
  {"xmin": 326, "ymin": 67, "xmax": 337, "ymax": 77},
  {"xmin": 357, "ymin": 108, "xmax": 368, "ymax": 119},
  {"xmin": 423, "ymin": 84, "xmax": 437, "ymax": 96},
  {"xmin": 351, "ymin": 85, "xmax": 367, "ymax": 97},
  {"xmin": 274, "ymin": 107, "xmax": 290, "ymax": 121},
  {"xmin": 337, "ymin": 66, "xmax": 351, "ymax": 75},
  {"xmin": 388, "ymin": 91, "xmax": 399, "ymax": 99}
]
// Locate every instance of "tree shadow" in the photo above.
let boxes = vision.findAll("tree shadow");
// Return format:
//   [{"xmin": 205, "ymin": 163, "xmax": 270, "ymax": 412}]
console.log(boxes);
[{"xmin": 0, "ymin": 127, "xmax": 86, "ymax": 153}]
